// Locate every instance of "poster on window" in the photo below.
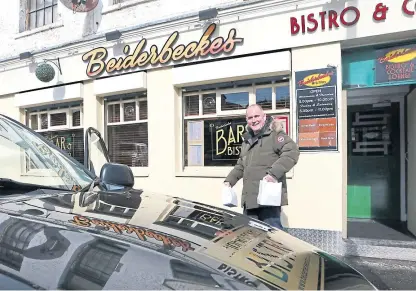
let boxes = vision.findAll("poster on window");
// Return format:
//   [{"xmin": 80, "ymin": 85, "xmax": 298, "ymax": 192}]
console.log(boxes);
[
  {"xmin": 203, "ymin": 115, "xmax": 290, "ymax": 166},
  {"xmin": 40, "ymin": 129, "xmax": 84, "ymax": 164},
  {"xmin": 204, "ymin": 118, "xmax": 247, "ymax": 166},
  {"xmin": 295, "ymin": 67, "xmax": 338, "ymax": 151}
]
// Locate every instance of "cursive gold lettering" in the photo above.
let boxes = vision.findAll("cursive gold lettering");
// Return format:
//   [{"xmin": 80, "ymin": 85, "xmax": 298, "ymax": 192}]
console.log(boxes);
[{"xmin": 82, "ymin": 23, "xmax": 244, "ymax": 77}]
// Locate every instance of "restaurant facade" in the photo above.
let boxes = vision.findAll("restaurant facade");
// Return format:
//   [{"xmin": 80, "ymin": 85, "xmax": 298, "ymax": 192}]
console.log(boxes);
[{"xmin": 1, "ymin": 0, "xmax": 416, "ymax": 258}]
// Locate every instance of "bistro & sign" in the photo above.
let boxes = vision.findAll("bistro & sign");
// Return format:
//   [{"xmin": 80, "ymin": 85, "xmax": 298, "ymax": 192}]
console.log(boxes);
[{"xmin": 82, "ymin": 23, "xmax": 244, "ymax": 77}]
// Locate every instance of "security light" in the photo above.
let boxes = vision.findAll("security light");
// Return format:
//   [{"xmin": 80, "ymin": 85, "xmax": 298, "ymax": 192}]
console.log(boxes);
[
  {"xmin": 199, "ymin": 8, "xmax": 218, "ymax": 21},
  {"xmin": 19, "ymin": 51, "xmax": 33, "ymax": 60},
  {"xmin": 105, "ymin": 30, "xmax": 122, "ymax": 41}
]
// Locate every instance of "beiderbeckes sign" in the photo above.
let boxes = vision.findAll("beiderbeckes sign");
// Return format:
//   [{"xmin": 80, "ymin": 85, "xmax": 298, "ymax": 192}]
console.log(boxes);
[{"xmin": 82, "ymin": 23, "xmax": 244, "ymax": 78}]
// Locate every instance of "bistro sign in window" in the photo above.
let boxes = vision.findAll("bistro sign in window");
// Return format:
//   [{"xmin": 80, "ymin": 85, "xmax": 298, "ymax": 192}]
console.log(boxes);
[{"xmin": 183, "ymin": 79, "xmax": 291, "ymax": 167}]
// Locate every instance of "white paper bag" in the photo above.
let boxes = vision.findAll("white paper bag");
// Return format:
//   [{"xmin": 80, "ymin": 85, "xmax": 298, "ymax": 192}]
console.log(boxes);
[
  {"xmin": 257, "ymin": 178, "xmax": 282, "ymax": 206},
  {"xmin": 222, "ymin": 186, "xmax": 238, "ymax": 207}
]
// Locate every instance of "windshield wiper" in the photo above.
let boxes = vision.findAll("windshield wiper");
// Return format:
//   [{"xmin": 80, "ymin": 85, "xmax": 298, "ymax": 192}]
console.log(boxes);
[{"xmin": 0, "ymin": 178, "xmax": 70, "ymax": 193}]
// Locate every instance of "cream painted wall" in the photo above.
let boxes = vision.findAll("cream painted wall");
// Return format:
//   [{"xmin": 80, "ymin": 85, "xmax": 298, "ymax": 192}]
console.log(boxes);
[
  {"xmin": 131, "ymin": 67, "xmax": 245, "ymax": 213},
  {"xmin": 131, "ymin": 44, "xmax": 344, "ymax": 231},
  {"xmin": 0, "ymin": 95, "xmax": 21, "ymax": 121},
  {"xmin": 284, "ymin": 42, "xmax": 344, "ymax": 231}
]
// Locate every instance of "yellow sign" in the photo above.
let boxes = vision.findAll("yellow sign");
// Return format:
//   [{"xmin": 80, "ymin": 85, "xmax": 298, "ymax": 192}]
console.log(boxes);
[
  {"xmin": 379, "ymin": 48, "xmax": 416, "ymax": 64},
  {"xmin": 298, "ymin": 72, "xmax": 332, "ymax": 87},
  {"xmin": 215, "ymin": 122, "xmax": 246, "ymax": 156},
  {"xmin": 198, "ymin": 226, "xmax": 321, "ymax": 290}
]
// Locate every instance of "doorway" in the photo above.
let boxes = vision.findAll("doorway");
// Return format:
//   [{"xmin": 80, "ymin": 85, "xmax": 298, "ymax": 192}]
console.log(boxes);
[{"xmin": 346, "ymin": 90, "xmax": 413, "ymax": 241}]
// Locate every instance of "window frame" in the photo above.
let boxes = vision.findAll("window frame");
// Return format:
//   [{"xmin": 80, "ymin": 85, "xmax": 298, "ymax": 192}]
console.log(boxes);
[
  {"xmin": 25, "ymin": 0, "xmax": 59, "ymax": 31},
  {"xmin": 23, "ymin": 105, "xmax": 84, "ymax": 177},
  {"xmin": 179, "ymin": 81, "xmax": 293, "ymax": 178},
  {"xmin": 28, "ymin": 106, "xmax": 83, "ymax": 132},
  {"xmin": 106, "ymin": 97, "xmax": 148, "ymax": 126},
  {"xmin": 104, "ymin": 96, "xmax": 149, "ymax": 176}
]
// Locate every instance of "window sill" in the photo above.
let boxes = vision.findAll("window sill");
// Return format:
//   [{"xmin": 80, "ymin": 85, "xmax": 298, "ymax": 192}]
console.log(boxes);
[
  {"xmin": 15, "ymin": 20, "xmax": 64, "ymax": 40},
  {"xmin": 102, "ymin": 0, "xmax": 156, "ymax": 15},
  {"xmin": 176, "ymin": 167, "xmax": 233, "ymax": 178},
  {"xmin": 176, "ymin": 166, "xmax": 294, "ymax": 179},
  {"xmin": 131, "ymin": 167, "xmax": 149, "ymax": 177}
]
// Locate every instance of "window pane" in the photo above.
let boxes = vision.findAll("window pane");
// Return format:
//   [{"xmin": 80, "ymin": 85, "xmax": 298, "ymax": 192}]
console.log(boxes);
[
  {"xmin": 37, "ymin": 0, "xmax": 44, "ymax": 8},
  {"xmin": 276, "ymin": 86, "xmax": 290, "ymax": 109},
  {"xmin": 202, "ymin": 93, "xmax": 216, "ymax": 115},
  {"xmin": 184, "ymin": 95, "xmax": 199, "ymax": 116},
  {"xmin": 52, "ymin": 4, "xmax": 58, "ymax": 22},
  {"xmin": 50, "ymin": 112, "xmax": 67, "ymax": 127},
  {"xmin": 29, "ymin": 0, "xmax": 37, "ymax": 11},
  {"xmin": 220, "ymin": 92, "xmax": 249, "ymax": 111},
  {"xmin": 108, "ymin": 123, "xmax": 148, "ymax": 167},
  {"xmin": 40, "ymin": 114, "xmax": 48, "ymax": 129},
  {"xmin": 139, "ymin": 101, "xmax": 147, "ymax": 120},
  {"xmin": 36, "ymin": 10, "xmax": 44, "ymax": 27},
  {"xmin": 30, "ymin": 115, "xmax": 38, "ymax": 130},
  {"xmin": 40, "ymin": 129, "xmax": 84, "ymax": 163},
  {"xmin": 108, "ymin": 104, "xmax": 120, "ymax": 123},
  {"xmin": 256, "ymin": 88, "xmax": 272, "ymax": 110},
  {"xmin": 29, "ymin": 12, "xmax": 36, "ymax": 30},
  {"xmin": 184, "ymin": 116, "xmax": 247, "ymax": 167},
  {"xmin": 45, "ymin": 7, "xmax": 52, "ymax": 25},
  {"xmin": 72, "ymin": 110, "xmax": 81, "ymax": 127},
  {"xmin": 123, "ymin": 102, "xmax": 136, "ymax": 122}
]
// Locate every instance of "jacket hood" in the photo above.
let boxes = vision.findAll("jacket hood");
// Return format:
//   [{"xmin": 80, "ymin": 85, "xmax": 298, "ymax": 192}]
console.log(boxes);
[
  {"xmin": 0, "ymin": 189, "xmax": 377, "ymax": 290},
  {"xmin": 243, "ymin": 116, "xmax": 285, "ymax": 141}
]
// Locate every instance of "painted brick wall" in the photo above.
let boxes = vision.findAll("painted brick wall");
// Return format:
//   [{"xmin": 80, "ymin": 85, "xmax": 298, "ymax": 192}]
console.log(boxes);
[{"xmin": 0, "ymin": 0, "xmax": 246, "ymax": 60}]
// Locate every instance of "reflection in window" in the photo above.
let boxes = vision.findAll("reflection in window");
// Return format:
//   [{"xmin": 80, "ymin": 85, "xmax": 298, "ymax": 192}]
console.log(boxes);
[
  {"xmin": 182, "ymin": 78, "xmax": 291, "ymax": 169},
  {"xmin": 276, "ymin": 86, "xmax": 290, "ymax": 109},
  {"xmin": 221, "ymin": 92, "xmax": 249, "ymax": 111},
  {"xmin": 168, "ymin": 259, "xmax": 218, "ymax": 288},
  {"xmin": 0, "ymin": 219, "xmax": 44, "ymax": 271},
  {"xmin": 61, "ymin": 240, "xmax": 126, "ymax": 290},
  {"xmin": 256, "ymin": 88, "xmax": 272, "ymax": 110}
]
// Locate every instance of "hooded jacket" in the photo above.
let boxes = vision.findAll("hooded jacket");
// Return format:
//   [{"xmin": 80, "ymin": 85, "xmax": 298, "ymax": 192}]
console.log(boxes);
[{"xmin": 224, "ymin": 116, "xmax": 300, "ymax": 209}]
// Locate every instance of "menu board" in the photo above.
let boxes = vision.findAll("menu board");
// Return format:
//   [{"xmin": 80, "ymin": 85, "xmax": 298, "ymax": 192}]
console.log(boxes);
[
  {"xmin": 374, "ymin": 44, "xmax": 416, "ymax": 85},
  {"xmin": 295, "ymin": 68, "xmax": 338, "ymax": 151}
]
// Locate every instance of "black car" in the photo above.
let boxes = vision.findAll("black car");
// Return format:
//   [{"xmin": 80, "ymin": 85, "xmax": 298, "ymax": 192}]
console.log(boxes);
[{"xmin": 0, "ymin": 114, "xmax": 377, "ymax": 290}]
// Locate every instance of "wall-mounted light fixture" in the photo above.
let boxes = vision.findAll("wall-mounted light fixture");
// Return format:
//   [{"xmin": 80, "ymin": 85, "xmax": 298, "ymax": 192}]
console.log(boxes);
[
  {"xmin": 198, "ymin": 8, "xmax": 218, "ymax": 21},
  {"xmin": 35, "ymin": 58, "xmax": 62, "ymax": 83},
  {"xmin": 19, "ymin": 51, "xmax": 33, "ymax": 60},
  {"xmin": 105, "ymin": 30, "xmax": 122, "ymax": 41}
]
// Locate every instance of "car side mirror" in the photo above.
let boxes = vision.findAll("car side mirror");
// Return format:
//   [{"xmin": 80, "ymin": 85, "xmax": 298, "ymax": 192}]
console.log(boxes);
[{"xmin": 100, "ymin": 163, "xmax": 134, "ymax": 189}]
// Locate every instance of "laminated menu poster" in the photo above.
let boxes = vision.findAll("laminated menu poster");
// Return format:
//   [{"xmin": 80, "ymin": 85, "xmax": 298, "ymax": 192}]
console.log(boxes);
[
  {"xmin": 197, "ymin": 225, "xmax": 321, "ymax": 290},
  {"xmin": 295, "ymin": 67, "xmax": 338, "ymax": 151}
]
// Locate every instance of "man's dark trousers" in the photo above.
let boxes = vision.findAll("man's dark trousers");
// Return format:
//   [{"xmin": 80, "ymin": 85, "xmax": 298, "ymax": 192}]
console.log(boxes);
[{"xmin": 244, "ymin": 206, "xmax": 284, "ymax": 230}]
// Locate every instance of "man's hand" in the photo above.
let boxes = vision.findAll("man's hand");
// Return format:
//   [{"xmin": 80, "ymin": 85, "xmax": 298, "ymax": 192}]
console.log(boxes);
[
  {"xmin": 224, "ymin": 182, "xmax": 231, "ymax": 187},
  {"xmin": 263, "ymin": 174, "xmax": 277, "ymax": 183}
]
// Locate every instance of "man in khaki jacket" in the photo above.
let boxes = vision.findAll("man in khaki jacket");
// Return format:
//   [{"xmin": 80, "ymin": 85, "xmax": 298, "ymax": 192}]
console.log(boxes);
[{"xmin": 224, "ymin": 104, "xmax": 300, "ymax": 230}]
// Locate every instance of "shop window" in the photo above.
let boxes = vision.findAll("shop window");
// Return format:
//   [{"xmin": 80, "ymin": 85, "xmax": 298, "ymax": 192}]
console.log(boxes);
[
  {"xmin": 105, "ymin": 94, "xmax": 148, "ymax": 167},
  {"xmin": 61, "ymin": 239, "xmax": 127, "ymax": 289},
  {"xmin": 183, "ymin": 79, "xmax": 291, "ymax": 167},
  {"xmin": 26, "ymin": 105, "xmax": 84, "ymax": 164},
  {"xmin": 20, "ymin": 0, "xmax": 59, "ymax": 32}
]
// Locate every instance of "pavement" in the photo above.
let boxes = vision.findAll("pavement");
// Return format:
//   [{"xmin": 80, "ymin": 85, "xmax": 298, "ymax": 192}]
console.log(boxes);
[{"xmin": 337, "ymin": 256, "xmax": 416, "ymax": 290}]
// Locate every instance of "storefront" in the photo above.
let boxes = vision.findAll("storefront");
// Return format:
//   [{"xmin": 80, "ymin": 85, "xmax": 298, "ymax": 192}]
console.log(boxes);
[{"xmin": 1, "ymin": 0, "xmax": 416, "ymax": 257}]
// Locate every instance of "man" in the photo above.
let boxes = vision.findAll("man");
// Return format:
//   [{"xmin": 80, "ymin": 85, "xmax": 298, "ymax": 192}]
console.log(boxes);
[{"xmin": 224, "ymin": 104, "xmax": 300, "ymax": 230}]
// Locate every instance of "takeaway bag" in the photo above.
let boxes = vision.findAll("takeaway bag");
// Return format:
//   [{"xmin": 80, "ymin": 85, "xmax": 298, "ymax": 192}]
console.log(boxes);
[
  {"xmin": 222, "ymin": 186, "xmax": 238, "ymax": 207},
  {"xmin": 257, "ymin": 178, "xmax": 282, "ymax": 206}
]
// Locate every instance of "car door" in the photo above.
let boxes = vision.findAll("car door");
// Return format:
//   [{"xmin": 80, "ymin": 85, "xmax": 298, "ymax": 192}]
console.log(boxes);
[{"xmin": 84, "ymin": 127, "xmax": 110, "ymax": 177}]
